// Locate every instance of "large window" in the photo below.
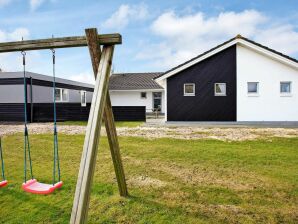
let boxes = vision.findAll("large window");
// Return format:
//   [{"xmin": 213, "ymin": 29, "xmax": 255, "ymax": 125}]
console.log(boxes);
[
  {"xmin": 81, "ymin": 91, "xmax": 87, "ymax": 107},
  {"xmin": 280, "ymin": 82, "xmax": 291, "ymax": 95},
  {"xmin": 55, "ymin": 88, "xmax": 69, "ymax": 102},
  {"xmin": 214, "ymin": 83, "xmax": 226, "ymax": 96},
  {"xmin": 184, "ymin": 83, "xmax": 195, "ymax": 96},
  {"xmin": 247, "ymin": 82, "xmax": 259, "ymax": 95}
]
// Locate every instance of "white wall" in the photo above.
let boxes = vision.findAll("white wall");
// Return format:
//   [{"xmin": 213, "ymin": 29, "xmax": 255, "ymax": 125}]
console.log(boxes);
[
  {"xmin": 237, "ymin": 44, "xmax": 298, "ymax": 121},
  {"xmin": 109, "ymin": 90, "xmax": 165, "ymax": 113},
  {"xmin": 0, "ymin": 85, "xmax": 93, "ymax": 104}
]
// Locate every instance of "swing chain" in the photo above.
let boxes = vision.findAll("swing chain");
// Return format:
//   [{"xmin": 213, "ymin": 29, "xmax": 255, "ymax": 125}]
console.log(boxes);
[
  {"xmin": 51, "ymin": 48, "xmax": 61, "ymax": 184},
  {"xmin": 51, "ymin": 48, "xmax": 55, "ymax": 65},
  {"xmin": 0, "ymin": 138, "xmax": 5, "ymax": 181},
  {"xmin": 21, "ymin": 51, "xmax": 26, "ymax": 66}
]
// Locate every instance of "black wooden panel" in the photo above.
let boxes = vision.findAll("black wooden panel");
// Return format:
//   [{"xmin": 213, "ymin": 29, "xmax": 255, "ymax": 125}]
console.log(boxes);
[
  {"xmin": 167, "ymin": 45, "xmax": 237, "ymax": 121},
  {"xmin": 0, "ymin": 104, "xmax": 145, "ymax": 122},
  {"xmin": 0, "ymin": 103, "xmax": 27, "ymax": 121},
  {"xmin": 32, "ymin": 103, "xmax": 91, "ymax": 122},
  {"xmin": 112, "ymin": 106, "xmax": 146, "ymax": 121}
]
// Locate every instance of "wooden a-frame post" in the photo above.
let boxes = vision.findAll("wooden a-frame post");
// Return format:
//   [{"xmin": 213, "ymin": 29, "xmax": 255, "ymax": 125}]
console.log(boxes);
[
  {"xmin": 70, "ymin": 28, "xmax": 128, "ymax": 224},
  {"xmin": 85, "ymin": 28, "xmax": 128, "ymax": 197}
]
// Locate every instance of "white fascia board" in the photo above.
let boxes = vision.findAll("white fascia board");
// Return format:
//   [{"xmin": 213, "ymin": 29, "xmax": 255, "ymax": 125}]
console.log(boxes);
[
  {"xmin": 155, "ymin": 38, "xmax": 298, "ymax": 82},
  {"xmin": 109, "ymin": 89, "xmax": 164, "ymax": 92}
]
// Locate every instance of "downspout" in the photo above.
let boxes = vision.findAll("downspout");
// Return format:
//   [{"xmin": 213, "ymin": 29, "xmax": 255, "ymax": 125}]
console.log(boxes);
[{"xmin": 30, "ymin": 77, "xmax": 33, "ymax": 123}]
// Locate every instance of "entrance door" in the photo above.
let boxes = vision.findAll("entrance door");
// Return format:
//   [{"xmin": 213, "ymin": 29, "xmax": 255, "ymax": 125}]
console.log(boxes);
[{"xmin": 153, "ymin": 92, "xmax": 162, "ymax": 112}]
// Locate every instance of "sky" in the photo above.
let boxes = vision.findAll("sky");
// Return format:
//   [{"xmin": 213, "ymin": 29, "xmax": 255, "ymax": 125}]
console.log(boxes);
[{"xmin": 0, "ymin": 0, "xmax": 298, "ymax": 84}]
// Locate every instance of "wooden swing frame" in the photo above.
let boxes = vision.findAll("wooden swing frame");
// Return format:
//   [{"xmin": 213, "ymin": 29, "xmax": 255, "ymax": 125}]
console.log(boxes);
[{"xmin": 0, "ymin": 28, "xmax": 128, "ymax": 223}]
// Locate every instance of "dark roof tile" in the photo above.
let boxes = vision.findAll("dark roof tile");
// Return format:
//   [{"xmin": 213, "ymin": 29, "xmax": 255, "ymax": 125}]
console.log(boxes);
[{"xmin": 109, "ymin": 72, "xmax": 163, "ymax": 90}]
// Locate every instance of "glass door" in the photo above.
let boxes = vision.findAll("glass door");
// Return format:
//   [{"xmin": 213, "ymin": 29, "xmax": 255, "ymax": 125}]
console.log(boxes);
[{"xmin": 153, "ymin": 92, "xmax": 162, "ymax": 111}]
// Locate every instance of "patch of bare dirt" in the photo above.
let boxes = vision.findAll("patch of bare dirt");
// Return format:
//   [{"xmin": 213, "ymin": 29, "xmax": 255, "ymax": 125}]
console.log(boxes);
[
  {"xmin": 127, "ymin": 175, "xmax": 167, "ymax": 188},
  {"xmin": 124, "ymin": 157, "xmax": 269, "ymax": 191}
]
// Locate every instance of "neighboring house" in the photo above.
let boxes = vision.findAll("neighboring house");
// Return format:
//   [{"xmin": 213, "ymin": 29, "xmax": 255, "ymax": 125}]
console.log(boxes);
[
  {"xmin": 155, "ymin": 35, "xmax": 298, "ymax": 122},
  {"xmin": 0, "ymin": 71, "xmax": 159, "ymax": 122},
  {"xmin": 109, "ymin": 72, "xmax": 165, "ymax": 114},
  {"xmin": 0, "ymin": 71, "xmax": 93, "ymax": 122}
]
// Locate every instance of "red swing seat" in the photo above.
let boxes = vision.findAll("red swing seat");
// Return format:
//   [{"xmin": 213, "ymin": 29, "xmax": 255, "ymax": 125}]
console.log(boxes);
[
  {"xmin": 0, "ymin": 180, "xmax": 8, "ymax": 188},
  {"xmin": 22, "ymin": 179, "xmax": 63, "ymax": 195}
]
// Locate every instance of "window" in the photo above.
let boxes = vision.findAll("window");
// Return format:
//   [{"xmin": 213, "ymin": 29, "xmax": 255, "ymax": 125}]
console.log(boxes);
[
  {"xmin": 81, "ymin": 91, "xmax": 87, "ymax": 107},
  {"xmin": 247, "ymin": 82, "xmax": 259, "ymax": 95},
  {"xmin": 184, "ymin": 83, "xmax": 195, "ymax": 96},
  {"xmin": 55, "ymin": 88, "xmax": 69, "ymax": 102},
  {"xmin": 280, "ymin": 82, "xmax": 291, "ymax": 95},
  {"xmin": 214, "ymin": 83, "xmax": 226, "ymax": 96},
  {"xmin": 141, "ymin": 92, "xmax": 147, "ymax": 99}
]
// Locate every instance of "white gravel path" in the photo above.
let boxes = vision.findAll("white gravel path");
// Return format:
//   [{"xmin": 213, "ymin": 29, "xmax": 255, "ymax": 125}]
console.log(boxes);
[{"xmin": 0, "ymin": 122, "xmax": 297, "ymax": 141}]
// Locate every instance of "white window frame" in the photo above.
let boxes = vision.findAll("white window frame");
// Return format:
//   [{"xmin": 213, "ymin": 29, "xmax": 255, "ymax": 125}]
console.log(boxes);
[
  {"xmin": 247, "ymin": 82, "xmax": 259, "ymax": 96},
  {"xmin": 214, "ymin": 83, "xmax": 226, "ymax": 96},
  {"xmin": 140, "ymin": 92, "xmax": 147, "ymax": 99},
  {"xmin": 80, "ymin": 90, "xmax": 87, "ymax": 107},
  {"xmin": 280, "ymin": 81, "xmax": 292, "ymax": 97},
  {"xmin": 184, "ymin": 83, "xmax": 195, "ymax": 96},
  {"xmin": 55, "ymin": 88, "xmax": 69, "ymax": 102}
]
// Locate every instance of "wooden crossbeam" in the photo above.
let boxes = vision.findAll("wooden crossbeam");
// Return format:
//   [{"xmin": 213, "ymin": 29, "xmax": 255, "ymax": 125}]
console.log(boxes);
[{"xmin": 0, "ymin": 33, "xmax": 121, "ymax": 53}]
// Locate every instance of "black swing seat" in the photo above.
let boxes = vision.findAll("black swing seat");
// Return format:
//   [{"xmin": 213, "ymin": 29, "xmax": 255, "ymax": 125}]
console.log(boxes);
[{"xmin": 22, "ymin": 179, "xmax": 63, "ymax": 194}]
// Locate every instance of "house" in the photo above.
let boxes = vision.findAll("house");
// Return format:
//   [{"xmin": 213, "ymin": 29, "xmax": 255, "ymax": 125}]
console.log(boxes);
[
  {"xmin": 154, "ymin": 35, "xmax": 298, "ymax": 122},
  {"xmin": 0, "ymin": 71, "xmax": 94, "ymax": 122},
  {"xmin": 0, "ymin": 71, "xmax": 159, "ymax": 122},
  {"xmin": 109, "ymin": 72, "xmax": 165, "ymax": 114}
]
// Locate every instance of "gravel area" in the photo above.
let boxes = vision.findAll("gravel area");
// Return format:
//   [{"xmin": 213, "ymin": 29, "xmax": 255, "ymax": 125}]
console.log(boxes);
[{"xmin": 1, "ymin": 122, "xmax": 298, "ymax": 141}]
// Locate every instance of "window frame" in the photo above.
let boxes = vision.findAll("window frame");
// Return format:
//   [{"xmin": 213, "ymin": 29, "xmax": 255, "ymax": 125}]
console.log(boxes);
[
  {"xmin": 280, "ymin": 81, "xmax": 292, "ymax": 96},
  {"xmin": 214, "ymin": 83, "xmax": 226, "ymax": 96},
  {"xmin": 183, "ymin": 83, "xmax": 195, "ymax": 96},
  {"xmin": 247, "ymin": 82, "xmax": 259, "ymax": 96},
  {"xmin": 140, "ymin": 92, "xmax": 147, "ymax": 99},
  {"xmin": 80, "ymin": 90, "xmax": 87, "ymax": 107},
  {"xmin": 55, "ymin": 88, "xmax": 69, "ymax": 102}
]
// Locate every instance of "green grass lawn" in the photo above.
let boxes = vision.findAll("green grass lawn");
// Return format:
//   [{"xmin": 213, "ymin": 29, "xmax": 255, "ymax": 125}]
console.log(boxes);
[
  {"xmin": 0, "ymin": 134, "xmax": 297, "ymax": 223},
  {"xmin": 57, "ymin": 121, "xmax": 143, "ymax": 128}
]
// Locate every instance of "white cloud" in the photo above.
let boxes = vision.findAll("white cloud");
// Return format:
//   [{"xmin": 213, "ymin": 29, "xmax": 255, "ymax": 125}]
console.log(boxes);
[
  {"xmin": 0, "ymin": 27, "xmax": 30, "ymax": 42},
  {"xmin": 68, "ymin": 71, "xmax": 95, "ymax": 84},
  {"xmin": 255, "ymin": 24, "xmax": 298, "ymax": 55},
  {"xmin": 0, "ymin": 28, "xmax": 31, "ymax": 72},
  {"xmin": 102, "ymin": 3, "xmax": 148, "ymax": 29},
  {"xmin": 138, "ymin": 9, "xmax": 298, "ymax": 70},
  {"xmin": 30, "ymin": 0, "xmax": 45, "ymax": 11},
  {"xmin": 0, "ymin": 0, "xmax": 12, "ymax": 7}
]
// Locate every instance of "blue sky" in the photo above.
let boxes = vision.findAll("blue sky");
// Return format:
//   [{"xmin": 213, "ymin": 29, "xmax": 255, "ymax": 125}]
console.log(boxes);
[{"xmin": 0, "ymin": 0, "xmax": 298, "ymax": 83}]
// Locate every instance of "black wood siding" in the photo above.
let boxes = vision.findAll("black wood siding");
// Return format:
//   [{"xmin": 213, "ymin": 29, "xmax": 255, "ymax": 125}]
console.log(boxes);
[
  {"xmin": 0, "ymin": 104, "xmax": 145, "ymax": 122},
  {"xmin": 32, "ymin": 103, "xmax": 91, "ymax": 122},
  {"xmin": 112, "ymin": 106, "xmax": 146, "ymax": 121},
  {"xmin": 167, "ymin": 45, "xmax": 237, "ymax": 121},
  {"xmin": 0, "ymin": 103, "xmax": 26, "ymax": 121}
]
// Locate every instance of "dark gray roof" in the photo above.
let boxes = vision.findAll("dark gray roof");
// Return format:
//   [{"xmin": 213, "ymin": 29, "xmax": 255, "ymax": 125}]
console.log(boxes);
[
  {"xmin": 0, "ymin": 71, "xmax": 94, "ymax": 88},
  {"xmin": 109, "ymin": 72, "xmax": 163, "ymax": 90},
  {"xmin": 155, "ymin": 35, "xmax": 298, "ymax": 80}
]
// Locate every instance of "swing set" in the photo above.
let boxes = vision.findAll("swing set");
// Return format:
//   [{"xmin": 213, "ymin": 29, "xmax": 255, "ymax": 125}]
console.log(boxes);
[{"xmin": 0, "ymin": 28, "xmax": 128, "ymax": 223}]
